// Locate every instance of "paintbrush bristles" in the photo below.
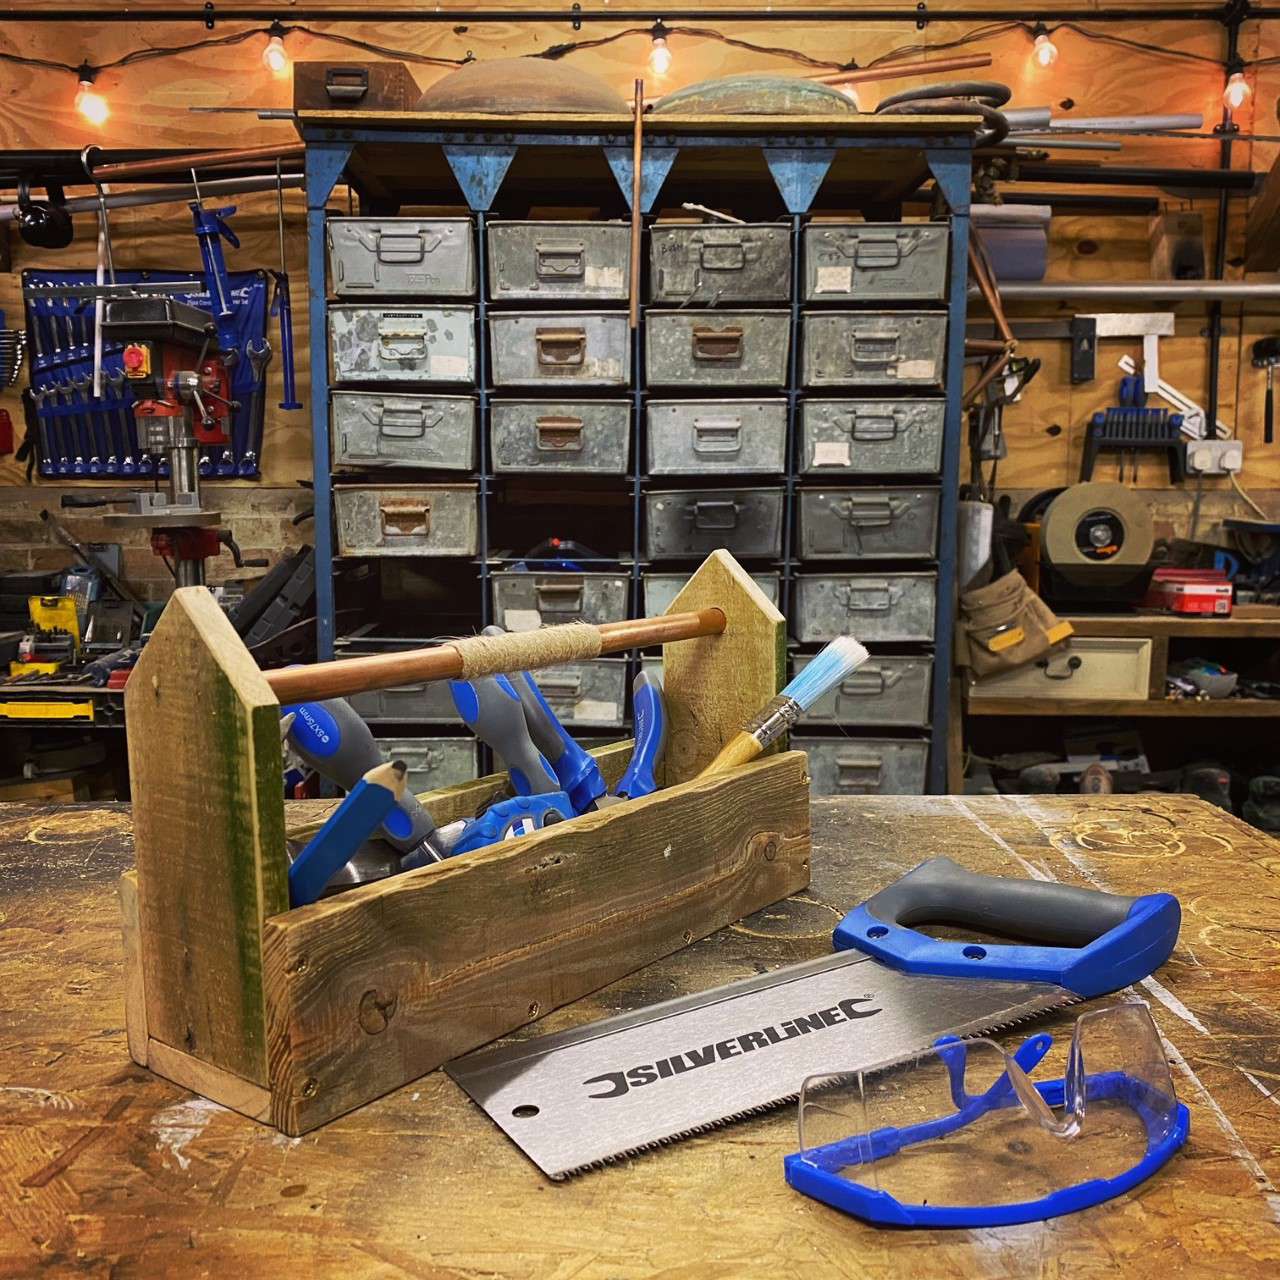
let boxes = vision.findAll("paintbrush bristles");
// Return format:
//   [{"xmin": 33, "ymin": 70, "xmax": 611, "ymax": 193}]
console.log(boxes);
[{"xmin": 781, "ymin": 636, "xmax": 870, "ymax": 712}]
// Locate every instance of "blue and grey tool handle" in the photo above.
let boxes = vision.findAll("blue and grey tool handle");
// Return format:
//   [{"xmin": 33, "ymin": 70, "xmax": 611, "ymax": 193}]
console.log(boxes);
[
  {"xmin": 833, "ymin": 856, "xmax": 1180, "ymax": 998},
  {"xmin": 446, "ymin": 791, "xmax": 575, "ymax": 857},
  {"xmin": 615, "ymin": 670, "xmax": 665, "ymax": 800},
  {"xmin": 283, "ymin": 697, "xmax": 439, "ymax": 855},
  {"xmin": 449, "ymin": 674, "xmax": 560, "ymax": 796}
]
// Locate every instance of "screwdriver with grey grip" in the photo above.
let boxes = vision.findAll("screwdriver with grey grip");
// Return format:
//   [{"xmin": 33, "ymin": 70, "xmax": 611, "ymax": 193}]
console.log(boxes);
[{"xmin": 447, "ymin": 673, "xmax": 562, "ymax": 795}]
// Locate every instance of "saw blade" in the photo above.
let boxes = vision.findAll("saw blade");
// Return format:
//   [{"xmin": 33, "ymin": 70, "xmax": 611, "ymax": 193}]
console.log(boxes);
[{"xmin": 446, "ymin": 950, "xmax": 1079, "ymax": 1179}]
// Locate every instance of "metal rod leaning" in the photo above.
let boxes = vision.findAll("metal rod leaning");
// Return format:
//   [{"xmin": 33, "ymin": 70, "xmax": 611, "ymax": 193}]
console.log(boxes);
[{"xmin": 88, "ymin": 143, "xmax": 305, "ymax": 183}]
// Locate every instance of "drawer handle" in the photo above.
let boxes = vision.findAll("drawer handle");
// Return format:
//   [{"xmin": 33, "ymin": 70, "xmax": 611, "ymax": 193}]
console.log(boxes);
[
  {"xmin": 376, "ymin": 232, "xmax": 439, "ymax": 264},
  {"xmin": 534, "ymin": 580, "xmax": 585, "ymax": 613},
  {"xmin": 693, "ymin": 416, "xmax": 743, "ymax": 455},
  {"xmin": 699, "ymin": 240, "xmax": 748, "ymax": 271},
  {"xmin": 838, "ymin": 495, "xmax": 910, "ymax": 529},
  {"xmin": 371, "ymin": 401, "xmax": 443, "ymax": 439},
  {"xmin": 535, "ymin": 415, "xmax": 585, "ymax": 451},
  {"xmin": 535, "ymin": 243, "xmax": 586, "ymax": 279},
  {"xmin": 324, "ymin": 66, "xmax": 369, "ymax": 102},
  {"xmin": 536, "ymin": 327, "xmax": 587, "ymax": 367},
  {"xmin": 690, "ymin": 499, "xmax": 740, "ymax": 531},
  {"xmin": 691, "ymin": 325, "xmax": 744, "ymax": 362},
  {"xmin": 850, "ymin": 332, "xmax": 901, "ymax": 367},
  {"xmin": 380, "ymin": 499, "xmax": 432, "ymax": 538},
  {"xmin": 835, "ymin": 754, "xmax": 884, "ymax": 792},
  {"xmin": 850, "ymin": 237, "xmax": 904, "ymax": 270},
  {"xmin": 539, "ymin": 675, "xmax": 583, "ymax": 706},
  {"xmin": 376, "ymin": 317, "xmax": 429, "ymax": 360},
  {"xmin": 835, "ymin": 580, "xmax": 899, "ymax": 613},
  {"xmin": 844, "ymin": 411, "xmax": 902, "ymax": 442},
  {"xmin": 1037, "ymin": 654, "xmax": 1083, "ymax": 680}
]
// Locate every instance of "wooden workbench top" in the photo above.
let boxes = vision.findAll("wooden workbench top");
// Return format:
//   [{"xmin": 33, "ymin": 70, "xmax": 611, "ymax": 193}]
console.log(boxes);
[{"xmin": 2, "ymin": 794, "xmax": 1278, "ymax": 1276}]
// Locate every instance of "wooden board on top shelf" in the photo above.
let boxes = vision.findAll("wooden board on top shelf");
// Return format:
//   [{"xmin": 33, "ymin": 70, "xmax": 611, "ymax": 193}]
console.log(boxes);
[
  {"xmin": 965, "ymin": 696, "xmax": 1280, "ymax": 718},
  {"xmin": 1066, "ymin": 612, "xmax": 1280, "ymax": 639}
]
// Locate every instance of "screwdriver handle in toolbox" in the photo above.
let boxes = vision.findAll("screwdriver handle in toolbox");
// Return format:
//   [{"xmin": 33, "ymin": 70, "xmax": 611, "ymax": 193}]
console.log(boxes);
[
  {"xmin": 450, "ymin": 675, "xmax": 560, "ymax": 795},
  {"xmin": 615, "ymin": 670, "xmax": 665, "ymax": 800}
]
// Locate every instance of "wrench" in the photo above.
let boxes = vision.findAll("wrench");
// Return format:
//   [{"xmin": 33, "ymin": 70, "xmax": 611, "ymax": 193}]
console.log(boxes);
[
  {"xmin": 71, "ymin": 373, "xmax": 104, "ymax": 475},
  {"xmin": 103, "ymin": 366, "xmax": 132, "ymax": 476},
  {"xmin": 241, "ymin": 337, "xmax": 272, "ymax": 477},
  {"xmin": 30, "ymin": 386, "xmax": 55, "ymax": 477},
  {"xmin": 53, "ymin": 381, "xmax": 85, "ymax": 476}
]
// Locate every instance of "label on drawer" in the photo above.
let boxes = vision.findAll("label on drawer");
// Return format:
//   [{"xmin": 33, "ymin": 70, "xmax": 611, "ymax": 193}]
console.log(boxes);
[
  {"xmin": 577, "ymin": 699, "xmax": 619, "ymax": 722},
  {"xmin": 585, "ymin": 266, "xmax": 624, "ymax": 289},
  {"xmin": 432, "ymin": 354, "xmax": 471, "ymax": 377},
  {"xmin": 897, "ymin": 358, "xmax": 937, "ymax": 380},
  {"xmin": 504, "ymin": 608, "xmax": 543, "ymax": 632},
  {"xmin": 814, "ymin": 265, "xmax": 853, "ymax": 293},
  {"xmin": 812, "ymin": 441, "xmax": 851, "ymax": 467}
]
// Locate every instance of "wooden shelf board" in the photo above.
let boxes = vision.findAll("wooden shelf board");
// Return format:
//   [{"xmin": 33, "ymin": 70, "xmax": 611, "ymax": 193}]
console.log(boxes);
[
  {"xmin": 1065, "ymin": 612, "xmax": 1280, "ymax": 640},
  {"xmin": 966, "ymin": 697, "xmax": 1280, "ymax": 718}
]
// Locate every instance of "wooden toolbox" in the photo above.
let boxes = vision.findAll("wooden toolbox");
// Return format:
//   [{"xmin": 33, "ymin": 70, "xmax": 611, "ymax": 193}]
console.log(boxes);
[{"xmin": 117, "ymin": 552, "xmax": 811, "ymax": 1135}]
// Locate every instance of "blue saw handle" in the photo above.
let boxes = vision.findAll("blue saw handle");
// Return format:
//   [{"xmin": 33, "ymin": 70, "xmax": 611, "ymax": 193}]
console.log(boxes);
[
  {"xmin": 447, "ymin": 791, "xmax": 575, "ymax": 856},
  {"xmin": 614, "ymin": 670, "xmax": 665, "ymax": 800},
  {"xmin": 832, "ymin": 856, "xmax": 1180, "ymax": 998},
  {"xmin": 449, "ymin": 674, "xmax": 560, "ymax": 795}
]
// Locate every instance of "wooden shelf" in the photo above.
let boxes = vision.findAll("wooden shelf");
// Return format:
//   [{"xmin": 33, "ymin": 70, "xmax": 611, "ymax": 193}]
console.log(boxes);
[
  {"xmin": 1065, "ymin": 612, "xmax": 1280, "ymax": 640},
  {"xmin": 966, "ymin": 697, "xmax": 1280, "ymax": 718}
]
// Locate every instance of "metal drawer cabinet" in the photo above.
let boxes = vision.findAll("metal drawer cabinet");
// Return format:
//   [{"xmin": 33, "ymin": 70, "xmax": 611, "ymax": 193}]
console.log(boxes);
[
  {"xmin": 798, "ymin": 488, "xmax": 940, "ymax": 560},
  {"xmin": 487, "ymin": 221, "xmax": 630, "ymax": 301},
  {"xmin": 646, "ymin": 310, "xmax": 790, "ymax": 388},
  {"xmin": 644, "ymin": 571, "xmax": 779, "ymax": 616},
  {"xmin": 489, "ymin": 312, "xmax": 630, "ymax": 387},
  {"xmin": 793, "ymin": 737, "xmax": 928, "ymax": 796},
  {"xmin": 535, "ymin": 659, "xmax": 628, "ymax": 726},
  {"xmin": 331, "ymin": 391, "xmax": 475, "ymax": 470},
  {"xmin": 333, "ymin": 485, "xmax": 478, "ymax": 557},
  {"xmin": 968, "ymin": 636, "xmax": 1153, "ymax": 701},
  {"xmin": 326, "ymin": 217, "xmax": 475, "ymax": 298},
  {"xmin": 794, "ymin": 655, "xmax": 932, "ymax": 727},
  {"xmin": 803, "ymin": 222, "xmax": 949, "ymax": 302},
  {"xmin": 803, "ymin": 312, "xmax": 947, "ymax": 388},
  {"xmin": 348, "ymin": 682, "xmax": 457, "ymax": 725},
  {"xmin": 329, "ymin": 306, "xmax": 477, "ymax": 384},
  {"xmin": 647, "ymin": 399, "xmax": 787, "ymax": 475},
  {"xmin": 793, "ymin": 573, "xmax": 937, "ymax": 643},
  {"xmin": 645, "ymin": 489, "xmax": 784, "ymax": 559},
  {"xmin": 491, "ymin": 399, "xmax": 629, "ymax": 475},
  {"xmin": 650, "ymin": 223, "xmax": 791, "ymax": 303},
  {"xmin": 800, "ymin": 399, "xmax": 945, "ymax": 475},
  {"xmin": 491, "ymin": 571, "xmax": 629, "ymax": 630},
  {"xmin": 375, "ymin": 737, "xmax": 479, "ymax": 791}
]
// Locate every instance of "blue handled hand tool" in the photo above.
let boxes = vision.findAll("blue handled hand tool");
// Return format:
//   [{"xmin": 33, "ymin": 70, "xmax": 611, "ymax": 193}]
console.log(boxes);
[
  {"xmin": 610, "ymin": 671, "xmax": 665, "ymax": 802},
  {"xmin": 444, "ymin": 791, "xmax": 576, "ymax": 857},
  {"xmin": 449, "ymin": 674, "xmax": 560, "ymax": 796}
]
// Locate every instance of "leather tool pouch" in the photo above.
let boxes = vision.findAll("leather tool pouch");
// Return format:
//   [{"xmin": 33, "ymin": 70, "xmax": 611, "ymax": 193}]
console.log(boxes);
[{"xmin": 957, "ymin": 569, "xmax": 1073, "ymax": 677}]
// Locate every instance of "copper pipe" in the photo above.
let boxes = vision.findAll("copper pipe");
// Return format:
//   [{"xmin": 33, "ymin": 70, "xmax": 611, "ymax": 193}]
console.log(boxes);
[
  {"xmin": 817, "ymin": 53, "xmax": 992, "ymax": 88},
  {"xmin": 629, "ymin": 79, "xmax": 645, "ymax": 331},
  {"xmin": 264, "ymin": 608, "xmax": 727, "ymax": 704},
  {"xmin": 89, "ymin": 143, "xmax": 305, "ymax": 182}
]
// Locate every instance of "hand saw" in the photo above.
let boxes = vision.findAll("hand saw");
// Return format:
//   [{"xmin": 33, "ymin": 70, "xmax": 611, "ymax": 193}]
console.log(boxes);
[{"xmin": 446, "ymin": 858, "xmax": 1180, "ymax": 1179}]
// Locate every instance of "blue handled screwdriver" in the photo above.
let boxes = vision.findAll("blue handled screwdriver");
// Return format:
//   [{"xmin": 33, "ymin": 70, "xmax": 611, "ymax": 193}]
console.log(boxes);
[{"xmin": 448, "ymin": 674, "xmax": 561, "ymax": 795}]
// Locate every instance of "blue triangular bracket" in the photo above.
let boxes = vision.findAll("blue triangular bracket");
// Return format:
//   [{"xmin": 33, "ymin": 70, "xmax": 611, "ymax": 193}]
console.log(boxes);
[
  {"xmin": 925, "ymin": 149, "xmax": 971, "ymax": 215},
  {"xmin": 306, "ymin": 141, "xmax": 354, "ymax": 210},
  {"xmin": 605, "ymin": 146, "xmax": 679, "ymax": 213},
  {"xmin": 763, "ymin": 147, "xmax": 835, "ymax": 214},
  {"xmin": 443, "ymin": 145, "xmax": 517, "ymax": 212}
]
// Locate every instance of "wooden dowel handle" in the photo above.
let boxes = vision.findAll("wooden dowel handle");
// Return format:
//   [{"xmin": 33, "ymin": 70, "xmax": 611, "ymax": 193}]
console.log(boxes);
[
  {"xmin": 264, "ymin": 608, "xmax": 726, "ymax": 705},
  {"xmin": 90, "ymin": 143, "xmax": 305, "ymax": 182}
]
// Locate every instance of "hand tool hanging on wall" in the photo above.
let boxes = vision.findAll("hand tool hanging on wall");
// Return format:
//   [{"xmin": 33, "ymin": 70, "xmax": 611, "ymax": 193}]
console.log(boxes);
[
  {"xmin": 188, "ymin": 183, "xmax": 242, "ymax": 359},
  {"xmin": 271, "ymin": 162, "xmax": 303, "ymax": 411},
  {"xmin": 1252, "ymin": 337, "xmax": 1280, "ymax": 445},
  {"xmin": 1081, "ymin": 376, "xmax": 1185, "ymax": 483}
]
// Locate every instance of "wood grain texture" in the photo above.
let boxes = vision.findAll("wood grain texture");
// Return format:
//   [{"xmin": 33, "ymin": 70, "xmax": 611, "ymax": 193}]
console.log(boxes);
[
  {"xmin": 262, "ymin": 751, "xmax": 810, "ymax": 1134},
  {"xmin": 116, "ymin": 870, "xmax": 147, "ymax": 1068},
  {"xmin": 124, "ymin": 587, "xmax": 288, "ymax": 1085},
  {"xmin": 145, "ymin": 1040, "xmax": 272, "ymax": 1124}
]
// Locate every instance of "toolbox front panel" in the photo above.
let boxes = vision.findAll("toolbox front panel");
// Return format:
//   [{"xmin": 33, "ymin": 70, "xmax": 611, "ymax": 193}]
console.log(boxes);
[
  {"xmin": 375, "ymin": 737, "xmax": 479, "ymax": 790},
  {"xmin": 349, "ymin": 683, "xmax": 457, "ymax": 725},
  {"xmin": 326, "ymin": 218, "xmax": 475, "ymax": 298},
  {"xmin": 967, "ymin": 636, "xmax": 1153, "ymax": 701},
  {"xmin": 794, "ymin": 573, "xmax": 937, "ymax": 643},
  {"xmin": 646, "ymin": 399, "xmax": 787, "ymax": 475},
  {"xmin": 488, "ymin": 221, "xmax": 631, "ymax": 301},
  {"xmin": 329, "ymin": 306, "xmax": 477, "ymax": 384},
  {"xmin": 794, "ymin": 655, "xmax": 933, "ymax": 726},
  {"xmin": 798, "ymin": 488, "xmax": 941, "ymax": 560},
  {"xmin": 644, "ymin": 489, "xmax": 784, "ymax": 559},
  {"xmin": 803, "ymin": 222, "xmax": 949, "ymax": 302},
  {"xmin": 645, "ymin": 310, "xmax": 791, "ymax": 387},
  {"xmin": 650, "ymin": 224, "xmax": 792, "ymax": 303},
  {"xmin": 802, "ymin": 312, "xmax": 947, "ymax": 388},
  {"xmin": 331, "ymin": 391, "xmax": 475, "ymax": 470},
  {"xmin": 491, "ymin": 571, "xmax": 629, "ymax": 629},
  {"xmin": 333, "ymin": 485, "xmax": 478, "ymax": 557},
  {"xmin": 643, "ymin": 571, "xmax": 780, "ymax": 616},
  {"xmin": 533, "ymin": 658, "xmax": 628, "ymax": 726},
  {"xmin": 490, "ymin": 399, "xmax": 630, "ymax": 474},
  {"xmin": 489, "ymin": 312, "xmax": 630, "ymax": 387},
  {"xmin": 800, "ymin": 399, "xmax": 945, "ymax": 475},
  {"xmin": 793, "ymin": 736, "xmax": 928, "ymax": 795}
]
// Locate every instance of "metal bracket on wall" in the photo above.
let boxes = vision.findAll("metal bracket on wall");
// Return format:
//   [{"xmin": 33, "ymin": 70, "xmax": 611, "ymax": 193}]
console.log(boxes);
[
  {"xmin": 605, "ymin": 146, "xmax": 679, "ymax": 213},
  {"xmin": 763, "ymin": 148, "xmax": 834, "ymax": 214}
]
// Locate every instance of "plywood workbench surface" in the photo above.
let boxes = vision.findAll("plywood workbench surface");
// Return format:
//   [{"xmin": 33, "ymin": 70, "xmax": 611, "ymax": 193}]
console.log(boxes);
[{"xmin": 2, "ymin": 793, "xmax": 1279, "ymax": 1277}]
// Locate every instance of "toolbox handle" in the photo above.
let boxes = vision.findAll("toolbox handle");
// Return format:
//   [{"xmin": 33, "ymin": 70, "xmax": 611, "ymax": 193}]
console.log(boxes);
[
  {"xmin": 690, "ymin": 498, "xmax": 740, "ymax": 531},
  {"xmin": 849, "ymin": 236, "xmax": 904, "ymax": 270},
  {"xmin": 843, "ymin": 409, "xmax": 902, "ymax": 442},
  {"xmin": 324, "ymin": 66, "xmax": 369, "ymax": 102},
  {"xmin": 835, "ymin": 579, "xmax": 898, "ymax": 613},
  {"xmin": 535, "ymin": 415, "xmax": 585, "ymax": 451},
  {"xmin": 535, "ymin": 327, "xmax": 587, "ymax": 367},
  {"xmin": 379, "ymin": 498, "xmax": 432, "ymax": 538},
  {"xmin": 376, "ymin": 316, "xmax": 430, "ymax": 361},
  {"xmin": 834, "ymin": 752, "xmax": 884, "ymax": 792},
  {"xmin": 849, "ymin": 331, "xmax": 901, "ymax": 367},
  {"xmin": 699, "ymin": 238, "xmax": 749, "ymax": 271},
  {"xmin": 691, "ymin": 325, "xmax": 744, "ymax": 362},
  {"xmin": 534, "ymin": 579, "xmax": 585, "ymax": 613},
  {"xmin": 376, "ymin": 231, "xmax": 441, "ymax": 264},
  {"xmin": 692, "ymin": 415, "xmax": 743, "ymax": 455},
  {"xmin": 366, "ymin": 398, "xmax": 443, "ymax": 439},
  {"xmin": 535, "ymin": 242, "xmax": 586, "ymax": 280},
  {"xmin": 1037, "ymin": 653, "xmax": 1083, "ymax": 680},
  {"xmin": 838, "ymin": 494, "xmax": 907, "ymax": 528}
]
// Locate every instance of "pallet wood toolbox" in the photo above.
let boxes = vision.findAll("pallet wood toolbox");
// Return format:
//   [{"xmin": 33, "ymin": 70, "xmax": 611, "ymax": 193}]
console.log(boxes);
[{"xmin": 116, "ymin": 550, "xmax": 809, "ymax": 1135}]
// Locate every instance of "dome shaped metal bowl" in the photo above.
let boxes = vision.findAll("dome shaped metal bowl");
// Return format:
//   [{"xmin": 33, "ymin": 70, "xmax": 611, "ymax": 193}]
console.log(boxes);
[
  {"xmin": 652, "ymin": 73, "xmax": 857, "ymax": 116},
  {"xmin": 417, "ymin": 58, "xmax": 627, "ymax": 114}
]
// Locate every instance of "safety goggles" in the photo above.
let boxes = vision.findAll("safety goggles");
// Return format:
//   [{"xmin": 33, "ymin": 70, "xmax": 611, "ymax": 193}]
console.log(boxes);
[{"xmin": 784, "ymin": 1001, "xmax": 1189, "ymax": 1228}]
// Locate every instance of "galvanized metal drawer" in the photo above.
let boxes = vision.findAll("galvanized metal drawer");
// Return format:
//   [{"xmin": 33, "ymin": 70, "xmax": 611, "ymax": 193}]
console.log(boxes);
[
  {"xmin": 798, "ymin": 487, "xmax": 940, "ymax": 560},
  {"xmin": 375, "ymin": 737, "xmax": 479, "ymax": 791},
  {"xmin": 803, "ymin": 312, "xmax": 947, "ymax": 388},
  {"xmin": 968, "ymin": 636, "xmax": 1153, "ymax": 701},
  {"xmin": 326, "ymin": 217, "xmax": 475, "ymax": 298},
  {"xmin": 349, "ymin": 682, "xmax": 457, "ymax": 725},
  {"xmin": 329, "ymin": 306, "xmax": 477, "ymax": 384},
  {"xmin": 646, "ymin": 399, "xmax": 787, "ymax": 475},
  {"xmin": 643, "ymin": 571, "xmax": 779, "ymax": 616},
  {"xmin": 650, "ymin": 223, "xmax": 791, "ymax": 303},
  {"xmin": 534, "ymin": 659, "xmax": 627, "ymax": 726},
  {"xmin": 800, "ymin": 399, "xmax": 945, "ymax": 475},
  {"xmin": 333, "ymin": 484, "xmax": 478, "ymax": 557},
  {"xmin": 491, "ymin": 399, "xmax": 629, "ymax": 474},
  {"xmin": 793, "ymin": 573, "xmax": 937, "ymax": 643},
  {"xmin": 803, "ymin": 222, "xmax": 949, "ymax": 302},
  {"xmin": 646, "ymin": 310, "xmax": 790, "ymax": 388},
  {"xmin": 487, "ymin": 221, "xmax": 630, "ymax": 301},
  {"xmin": 794, "ymin": 655, "xmax": 932, "ymax": 727},
  {"xmin": 793, "ymin": 736, "xmax": 928, "ymax": 796},
  {"xmin": 330, "ymin": 391, "xmax": 475, "ymax": 471},
  {"xmin": 489, "ymin": 312, "xmax": 630, "ymax": 387},
  {"xmin": 491, "ymin": 571, "xmax": 629, "ymax": 630},
  {"xmin": 645, "ymin": 488, "xmax": 784, "ymax": 559}
]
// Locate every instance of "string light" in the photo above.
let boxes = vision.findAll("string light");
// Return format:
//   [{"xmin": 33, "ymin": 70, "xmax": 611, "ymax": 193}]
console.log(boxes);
[
  {"xmin": 1031, "ymin": 24, "xmax": 1059, "ymax": 69},
  {"xmin": 648, "ymin": 21, "xmax": 673, "ymax": 77},
  {"xmin": 262, "ymin": 22, "xmax": 289, "ymax": 76},
  {"xmin": 1223, "ymin": 70, "xmax": 1251, "ymax": 110},
  {"xmin": 74, "ymin": 64, "xmax": 109, "ymax": 126}
]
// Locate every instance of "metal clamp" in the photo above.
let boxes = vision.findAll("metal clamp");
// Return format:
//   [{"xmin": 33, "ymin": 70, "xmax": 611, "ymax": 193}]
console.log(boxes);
[
  {"xmin": 691, "ymin": 325, "xmax": 744, "ymax": 362},
  {"xmin": 535, "ymin": 327, "xmax": 586, "ymax": 367},
  {"xmin": 535, "ymin": 415, "xmax": 584, "ymax": 451},
  {"xmin": 379, "ymin": 499, "xmax": 431, "ymax": 538}
]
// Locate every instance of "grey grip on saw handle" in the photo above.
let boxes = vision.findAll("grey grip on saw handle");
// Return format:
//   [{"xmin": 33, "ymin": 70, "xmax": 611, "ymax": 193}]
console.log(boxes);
[{"xmin": 862, "ymin": 856, "xmax": 1138, "ymax": 949}]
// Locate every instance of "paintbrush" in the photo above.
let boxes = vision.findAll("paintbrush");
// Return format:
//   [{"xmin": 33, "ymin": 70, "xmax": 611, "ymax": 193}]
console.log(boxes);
[{"xmin": 697, "ymin": 636, "xmax": 870, "ymax": 778}]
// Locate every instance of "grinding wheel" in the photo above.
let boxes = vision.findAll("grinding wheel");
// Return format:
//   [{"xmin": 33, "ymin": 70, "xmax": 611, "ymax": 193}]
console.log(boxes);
[{"xmin": 1041, "ymin": 482, "xmax": 1154, "ymax": 584}]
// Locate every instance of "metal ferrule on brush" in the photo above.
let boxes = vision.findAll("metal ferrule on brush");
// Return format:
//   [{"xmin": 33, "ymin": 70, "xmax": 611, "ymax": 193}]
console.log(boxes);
[{"xmin": 744, "ymin": 694, "xmax": 804, "ymax": 750}]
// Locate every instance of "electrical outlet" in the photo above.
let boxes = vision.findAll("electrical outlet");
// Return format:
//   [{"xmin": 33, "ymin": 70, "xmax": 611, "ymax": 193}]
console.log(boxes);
[{"xmin": 1186, "ymin": 439, "xmax": 1244, "ymax": 475}]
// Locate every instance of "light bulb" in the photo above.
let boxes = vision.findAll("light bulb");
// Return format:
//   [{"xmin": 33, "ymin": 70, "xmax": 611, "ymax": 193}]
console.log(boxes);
[
  {"xmin": 1033, "ymin": 32, "xmax": 1058, "ymax": 68},
  {"xmin": 1223, "ymin": 71, "xmax": 1251, "ymax": 110},
  {"xmin": 75, "ymin": 79, "xmax": 110, "ymax": 126},
  {"xmin": 262, "ymin": 35, "xmax": 289, "ymax": 76},
  {"xmin": 649, "ymin": 35, "xmax": 672, "ymax": 76}
]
